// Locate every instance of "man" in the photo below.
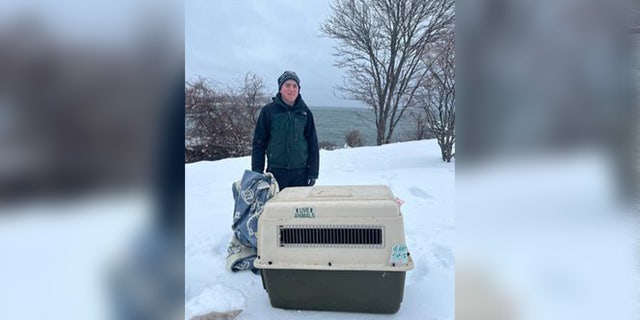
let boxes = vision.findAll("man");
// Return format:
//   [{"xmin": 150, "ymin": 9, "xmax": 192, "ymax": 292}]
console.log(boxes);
[{"xmin": 251, "ymin": 71, "xmax": 319, "ymax": 189}]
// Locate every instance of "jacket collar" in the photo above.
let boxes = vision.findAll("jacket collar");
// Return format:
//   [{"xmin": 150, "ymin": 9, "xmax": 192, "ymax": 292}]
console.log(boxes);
[{"xmin": 274, "ymin": 93, "xmax": 305, "ymax": 110}]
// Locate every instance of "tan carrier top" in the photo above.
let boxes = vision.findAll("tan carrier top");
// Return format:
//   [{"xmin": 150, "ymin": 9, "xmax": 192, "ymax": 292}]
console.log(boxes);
[{"xmin": 255, "ymin": 185, "xmax": 414, "ymax": 272}]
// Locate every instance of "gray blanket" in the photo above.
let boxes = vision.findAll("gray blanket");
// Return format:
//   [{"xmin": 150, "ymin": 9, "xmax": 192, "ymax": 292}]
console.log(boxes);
[{"xmin": 226, "ymin": 170, "xmax": 279, "ymax": 272}]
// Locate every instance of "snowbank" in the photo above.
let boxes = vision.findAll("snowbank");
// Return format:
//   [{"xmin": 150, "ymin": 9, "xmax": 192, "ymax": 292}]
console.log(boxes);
[{"xmin": 185, "ymin": 140, "xmax": 455, "ymax": 319}]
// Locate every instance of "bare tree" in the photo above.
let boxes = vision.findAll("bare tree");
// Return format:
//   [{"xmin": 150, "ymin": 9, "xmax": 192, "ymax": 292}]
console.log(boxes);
[
  {"xmin": 321, "ymin": 0, "xmax": 454, "ymax": 145},
  {"xmin": 418, "ymin": 29, "xmax": 455, "ymax": 162},
  {"xmin": 345, "ymin": 129, "xmax": 364, "ymax": 147},
  {"xmin": 405, "ymin": 107, "xmax": 431, "ymax": 141},
  {"xmin": 185, "ymin": 72, "xmax": 268, "ymax": 163},
  {"xmin": 185, "ymin": 77, "xmax": 219, "ymax": 161},
  {"xmin": 240, "ymin": 72, "xmax": 268, "ymax": 126}
]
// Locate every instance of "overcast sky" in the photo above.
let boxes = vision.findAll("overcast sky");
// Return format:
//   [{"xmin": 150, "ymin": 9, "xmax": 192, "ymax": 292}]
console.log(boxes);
[{"xmin": 185, "ymin": 0, "xmax": 366, "ymax": 108}]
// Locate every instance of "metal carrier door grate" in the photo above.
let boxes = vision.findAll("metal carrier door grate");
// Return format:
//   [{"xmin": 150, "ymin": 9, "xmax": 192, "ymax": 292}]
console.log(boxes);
[{"xmin": 279, "ymin": 225, "xmax": 384, "ymax": 248}]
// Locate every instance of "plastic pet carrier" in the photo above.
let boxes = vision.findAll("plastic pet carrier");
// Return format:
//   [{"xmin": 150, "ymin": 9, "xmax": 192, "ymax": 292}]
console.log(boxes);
[{"xmin": 254, "ymin": 185, "xmax": 414, "ymax": 314}]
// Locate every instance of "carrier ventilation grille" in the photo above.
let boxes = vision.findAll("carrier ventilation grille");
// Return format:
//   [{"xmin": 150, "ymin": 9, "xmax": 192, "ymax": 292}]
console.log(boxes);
[{"xmin": 279, "ymin": 225, "xmax": 384, "ymax": 248}]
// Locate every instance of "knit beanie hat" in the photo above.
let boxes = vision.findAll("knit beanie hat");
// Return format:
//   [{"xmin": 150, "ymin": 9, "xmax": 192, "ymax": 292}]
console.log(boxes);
[{"xmin": 277, "ymin": 71, "xmax": 300, "ymax": 90}]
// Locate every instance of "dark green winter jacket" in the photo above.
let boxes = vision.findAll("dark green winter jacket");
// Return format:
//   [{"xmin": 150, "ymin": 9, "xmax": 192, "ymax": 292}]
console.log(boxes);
[{"xmin": 251, "ymin": 93, "xmax": 319, "ymax": 179}]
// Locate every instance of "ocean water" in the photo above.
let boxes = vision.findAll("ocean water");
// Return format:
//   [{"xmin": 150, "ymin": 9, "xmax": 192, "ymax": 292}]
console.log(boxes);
[
  {"xmin": 311, "ymin": 106, "xmax": 415, "ymax": 147},
  {"xmin": 185, "ymin": 106, "xmax": 417, "ymax": 148}
]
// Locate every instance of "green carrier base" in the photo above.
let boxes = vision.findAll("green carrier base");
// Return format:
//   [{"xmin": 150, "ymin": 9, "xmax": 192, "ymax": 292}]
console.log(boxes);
[{"xmin": 260, "ymin": 268, "xmax": 406, "ymax": 314}]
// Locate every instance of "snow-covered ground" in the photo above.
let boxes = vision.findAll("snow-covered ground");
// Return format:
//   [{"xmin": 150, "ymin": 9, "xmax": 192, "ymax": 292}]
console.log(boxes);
[
  {"xmin": 185, "ymin": 139, "xmax": 455, "ymax": 319},
  {"xmin": 185, "ymin": 140, "xmax": 638, "ymax": 320}
]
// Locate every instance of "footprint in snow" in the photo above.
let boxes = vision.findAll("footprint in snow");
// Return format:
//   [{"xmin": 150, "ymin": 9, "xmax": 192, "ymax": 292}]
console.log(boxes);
[
  {"xmin": 431, "ymin": 244, "xmax": 454, "ymax": 270},
  {"xmin": 408, "ymin": 262, "xmax": 430, "ymax": 284},
  {"xmin": 187, "ymin": 237, "xmax": 215, "ymax": 258},
  {"xmin": 409, "ymin": 187, "xmax": 433, "ymax": 200}
]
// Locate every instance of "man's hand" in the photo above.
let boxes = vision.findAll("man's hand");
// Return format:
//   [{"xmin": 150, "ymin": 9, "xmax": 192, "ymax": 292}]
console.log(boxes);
[{"xmin": 307, "ymin": 178, "xmax": 316, "ymax": 186}]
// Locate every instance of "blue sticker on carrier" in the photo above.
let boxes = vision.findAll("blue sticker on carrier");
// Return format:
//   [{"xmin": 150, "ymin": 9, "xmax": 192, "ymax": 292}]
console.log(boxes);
[{"xmin": 390, "ymin": 244, "xmax": 409, "ymax": 266}]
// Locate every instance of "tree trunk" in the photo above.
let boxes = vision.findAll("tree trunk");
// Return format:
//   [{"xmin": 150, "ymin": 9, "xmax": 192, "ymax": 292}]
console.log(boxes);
[{"xmin": 376, "ymin": 124, "xmax": 386, "ymax": 146}]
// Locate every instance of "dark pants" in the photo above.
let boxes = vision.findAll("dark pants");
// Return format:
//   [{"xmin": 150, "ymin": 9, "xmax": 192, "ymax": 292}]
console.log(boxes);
[{"xmin": 267, "ymin": 167, "xmax": 308, "ymax": 190}]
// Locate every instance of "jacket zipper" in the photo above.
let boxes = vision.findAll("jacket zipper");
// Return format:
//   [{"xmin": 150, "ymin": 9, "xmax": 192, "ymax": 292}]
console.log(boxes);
[{"xmin": 287, "ymin": 110, "xmax": 292, "ymax": 169}]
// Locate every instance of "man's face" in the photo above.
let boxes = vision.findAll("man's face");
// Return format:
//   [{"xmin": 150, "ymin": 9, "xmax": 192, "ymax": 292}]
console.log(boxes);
[{"xmin": 279, "ymin": 79, "xmax": 299, "ymax": 106}]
